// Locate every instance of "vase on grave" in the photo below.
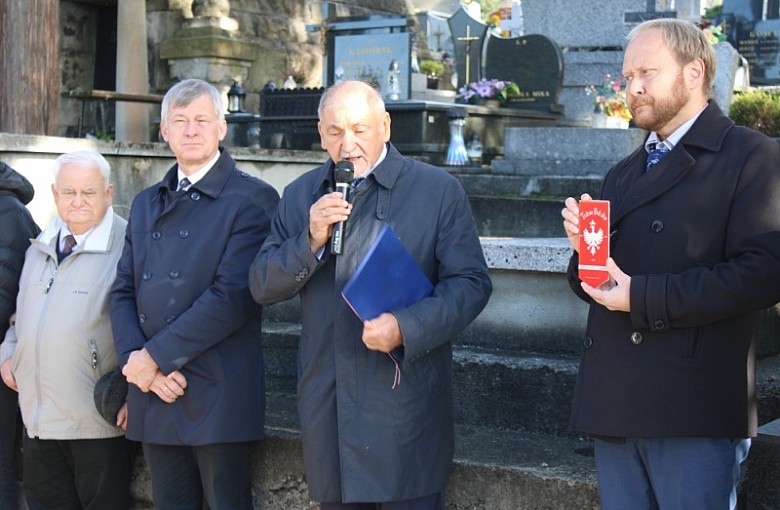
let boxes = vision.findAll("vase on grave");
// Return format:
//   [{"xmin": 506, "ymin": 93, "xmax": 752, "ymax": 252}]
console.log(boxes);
[
  {"xmin": 592, "ymin": 113, "xmax": 629, "ymax": 129},
  {"xmin": 604, "ymin": 116, "xmax": 629, "ymax": 129},
  {"xmin": 445, "ymin": 110, "xmax": 469, "ymax": 166}
]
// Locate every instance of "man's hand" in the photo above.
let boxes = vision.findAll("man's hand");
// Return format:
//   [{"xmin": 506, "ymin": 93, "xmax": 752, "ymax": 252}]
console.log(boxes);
[
  {"xmin": 309, "ymin": 192, "xmax": 353, "ymax": 253},
  {"xmin": 149, "ymin": 370, "xmax": 187, "ymax": 404},
  {"xmin": 561, "ymin": 193, "xmax": 593, "ymax": 252},
  {"xmin": 0, "ymin": 359, "xmax": 17, "ymax": 392},
  {"xmin": 123, "ymin": 348, "xmax": 159, "ymax": 392},
  {"xmin": 580, "ymin": 258, "xmax": 632, "ymax": 312},
  {"xmin": 116, "ymin": 402, "xmax": 128, "ymax": 431},
  {"xmin": 362, "ymin": 313, "xmax": 404, "ymax": 353}
]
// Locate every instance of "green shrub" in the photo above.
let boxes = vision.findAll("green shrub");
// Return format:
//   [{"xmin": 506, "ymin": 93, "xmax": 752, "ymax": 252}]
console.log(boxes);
[
  {"xmin": 419, "ymin": 59, "xmax": 445, "ymax": 78},
  {"xmin": 728, "ymin": 90, "xmax": 780, "ymax": 137}
]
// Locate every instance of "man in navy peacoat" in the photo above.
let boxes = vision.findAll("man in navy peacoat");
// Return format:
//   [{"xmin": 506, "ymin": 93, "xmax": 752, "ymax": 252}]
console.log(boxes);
[
  {"xmin": 561, "ymin": 19, "xmax": 780, "ymax": 510},
  {"xmin": 109, "ymin": 79, "xmax": 279, "ymax": 510}
]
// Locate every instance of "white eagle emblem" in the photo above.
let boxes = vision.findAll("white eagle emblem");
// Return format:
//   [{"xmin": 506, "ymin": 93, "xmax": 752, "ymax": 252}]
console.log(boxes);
[{"xmin": 583, "ymin": 220, "xmax": 604, "ymax": 256}]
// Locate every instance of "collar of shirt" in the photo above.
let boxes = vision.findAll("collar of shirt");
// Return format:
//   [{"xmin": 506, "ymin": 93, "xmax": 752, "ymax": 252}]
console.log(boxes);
[
  {"xmin": 177, "ymin": 151, "xmax": 220, "ymax": 189},
  {"xmin": 645, "ymin": 102, "xmax": 709, "ymax": 153}
]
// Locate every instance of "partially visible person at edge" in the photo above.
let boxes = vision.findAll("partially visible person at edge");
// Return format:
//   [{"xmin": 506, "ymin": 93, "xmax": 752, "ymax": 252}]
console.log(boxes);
[
  {"xmin": 0, "ymin": 161, "xmax": 40, "ymax": 509},
  {"xmin": 109, "ymin": 78, "xmax": 280, "ymax": 510},
  {"xmin": 561, "ymin": 18, "xmax": 780, "ymax": 510},
  {"xmin": 248, "ymin": 80, "xmax": 492, "ymax": 510},
  {"xmin": 0, "ymin": 151, "xmax": 131, "ymax": 510}
]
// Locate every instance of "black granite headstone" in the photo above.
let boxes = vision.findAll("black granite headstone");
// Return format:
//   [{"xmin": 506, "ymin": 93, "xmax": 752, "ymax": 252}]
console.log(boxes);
[
  {"xmin": 720, "ymin": 0, "xmax": 780, "ymax": 84},
  {"xmin": 447, "ymin": 7, "xmax": 488, "ymax": 91},
  {"xmin": 484, "ymin": 34, "xmax": 565, "ymax": 114}
]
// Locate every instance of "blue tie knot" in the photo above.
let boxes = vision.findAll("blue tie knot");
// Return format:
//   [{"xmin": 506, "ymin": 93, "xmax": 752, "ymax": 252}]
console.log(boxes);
[{"xmin": 646, "ymin": 144, "xmax": 670, "ymax": 170}]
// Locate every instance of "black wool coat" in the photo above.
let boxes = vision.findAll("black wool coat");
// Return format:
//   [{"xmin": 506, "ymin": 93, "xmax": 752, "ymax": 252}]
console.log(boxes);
[{"xmin": 567, "ymin": 102, "xmax": 780, "ymax": 439}]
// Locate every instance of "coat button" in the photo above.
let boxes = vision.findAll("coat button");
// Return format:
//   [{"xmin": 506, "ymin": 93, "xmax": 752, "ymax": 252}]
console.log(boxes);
[
  {"xmin": 142, "ymin": 272, "xmax": 152, "ymax": 281},
  {"xmin": 152, "ymin": 231, "xmax": 162, "ymax": 240},
  {"xmin": 654, "ymin": 320, "xmax": 665, "ymax": 330},
  {"xmin": 179, "ymin": 229, "xmax": 189, "ymax": 239},
  {"xmin": 190, "ymin": 192, "xmax": 201, "ymax": 201},
  {"xmin": 139, "ymin": 314, "xmax": 146, "ymax": 324},
  {"xmin": 651, "ymin": 220, "xmax": 664, "ymax": 233},
  {"xmin": 169, "ymin": 270, "xmax": 180, "ymax": 279},
  {"xmin": 630, "ymin": 331, "xmax": 643, "ymax": 345},
  {"xmin": 583, "ymin": 337, "xmax": 593, "ymax": 349},
  {"xmin": 165, "ymin": 314, "xmax": 175, "ymax": 323}
]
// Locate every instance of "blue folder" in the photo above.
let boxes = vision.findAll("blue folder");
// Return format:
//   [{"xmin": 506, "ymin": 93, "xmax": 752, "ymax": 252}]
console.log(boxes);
[{"xmin": 341, "ymin": 224, "xmax": 434, "ymax": 321}]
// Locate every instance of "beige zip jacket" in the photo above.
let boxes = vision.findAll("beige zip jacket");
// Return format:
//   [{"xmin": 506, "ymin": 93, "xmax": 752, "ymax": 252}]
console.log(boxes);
[{"xmin": 0, "ymin": 208, "xmax": 127, "ymax": 439}]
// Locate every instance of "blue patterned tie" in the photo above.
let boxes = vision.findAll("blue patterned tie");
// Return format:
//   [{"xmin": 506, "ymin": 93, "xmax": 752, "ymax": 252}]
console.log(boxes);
[
  {"xmin": 645, "ymin": 143, "xmax": 671, "ymax": 171},
  {"xmin": 349, "ymin": 177, "xmax": 364, "ymax": 193}
]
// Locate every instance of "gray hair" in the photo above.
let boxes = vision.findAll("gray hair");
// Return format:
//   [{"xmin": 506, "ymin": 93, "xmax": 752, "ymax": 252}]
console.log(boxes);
[
  {"xmin": 53, "ymin": 151, "xmax": 111, "ymax": 189},
  {"xmin": 161, "ymin": 78, "xmax": 225, "ymax": 122},
  {"xmin": 627, "ymin": 18, "xmax": 717, "ymax": 95},
  {"xmin": 318, "ymin": 80, "xmax": 386, "ymax": 119}
]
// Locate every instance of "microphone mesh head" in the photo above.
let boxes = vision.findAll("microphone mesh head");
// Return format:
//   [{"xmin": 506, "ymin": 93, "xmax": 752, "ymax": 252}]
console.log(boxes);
[{"xmin": 334, "ymin": 160, "xmax": 355, "ymax": 184}]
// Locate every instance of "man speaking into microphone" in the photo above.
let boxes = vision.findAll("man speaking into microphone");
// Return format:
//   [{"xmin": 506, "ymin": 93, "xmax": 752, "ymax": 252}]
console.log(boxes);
[{"xmin": 249, "ymin": 80, "xmax": 492, "ymax": 510}]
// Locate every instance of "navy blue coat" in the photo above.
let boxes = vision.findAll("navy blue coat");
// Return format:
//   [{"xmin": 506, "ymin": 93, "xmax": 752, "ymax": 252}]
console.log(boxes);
[
  {"xmin": 110, "ymin": 148, "xmax": 279, "ymax": 445},
  {"xmin": 249, "ymin": 144, "xmax": 492, "ymax": 503},
  {"xmin": 567, "ymin": 102, "xmax": 780, "ymax": 439}
]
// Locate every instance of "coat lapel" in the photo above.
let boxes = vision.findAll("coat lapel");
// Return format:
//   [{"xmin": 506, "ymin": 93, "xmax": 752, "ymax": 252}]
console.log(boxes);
[{"xmin": 610, "ymin": 101, "xmax": 732, "ymax": 225}]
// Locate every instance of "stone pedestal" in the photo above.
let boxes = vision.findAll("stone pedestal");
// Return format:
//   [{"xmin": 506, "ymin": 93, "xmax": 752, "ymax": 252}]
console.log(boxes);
[
  {"xmin": 492, "ymin": 126, "xmax": 647, "ymax": 176},
  {"xmin": 160, "ymin": 16, "xmax": 258, "ymax": 112}
]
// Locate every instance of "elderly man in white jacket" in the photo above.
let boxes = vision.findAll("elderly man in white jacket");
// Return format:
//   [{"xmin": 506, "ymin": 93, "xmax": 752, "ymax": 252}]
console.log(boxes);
[{"xmin": 0, "ymin": 151, "xmax": 130, "ymax": 510}]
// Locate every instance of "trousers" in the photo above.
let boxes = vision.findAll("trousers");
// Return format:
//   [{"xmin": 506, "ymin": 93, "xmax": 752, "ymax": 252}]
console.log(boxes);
[{"xmin": 594, "ymin": 436, "xmax": 750, "ymax": 510}]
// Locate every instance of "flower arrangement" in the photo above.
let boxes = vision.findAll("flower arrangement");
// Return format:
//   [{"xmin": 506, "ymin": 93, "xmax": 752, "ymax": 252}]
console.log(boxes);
[
  {"xmin": 700, "ymin": 22, "xmax": 727, "ymax": 45},
  {"xmin": 457, "ymin": 78, "xmax": 521, "ymax": 105},
  {"xmin": 585, "ymin": 73, "xmax": 632, "ymax": 122},
  {"xmin": 699, "ymin": 5, "xmax": 727, "ymax": 45}
]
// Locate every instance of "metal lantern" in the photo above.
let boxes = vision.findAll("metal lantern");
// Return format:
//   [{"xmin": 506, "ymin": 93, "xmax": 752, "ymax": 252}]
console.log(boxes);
[{"xmin": 227, "ymin": 80, "xmax": 246, "ymax": 113}]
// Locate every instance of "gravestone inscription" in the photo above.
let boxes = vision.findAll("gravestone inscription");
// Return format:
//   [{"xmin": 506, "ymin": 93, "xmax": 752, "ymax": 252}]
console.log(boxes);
[
  {"xmin": 720, "ymin": 0, "xmax": 780, "ymax": 84},
  {"xmin": 484, "ymin": 34, "xmax": 565, "ymax": 114},
  {"xmin": 333, "ymin": 32, "xmax": 412, "ymax": 99}
]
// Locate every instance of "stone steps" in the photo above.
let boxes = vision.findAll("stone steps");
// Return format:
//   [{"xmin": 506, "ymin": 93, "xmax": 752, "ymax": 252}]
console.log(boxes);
[
  {"xmin": 263, "ymin": 320, "xmax": 580, "ymax": 436},
  {"xmin": 455, "ymin": 172, "xmax": 603, "ymax": 199}
]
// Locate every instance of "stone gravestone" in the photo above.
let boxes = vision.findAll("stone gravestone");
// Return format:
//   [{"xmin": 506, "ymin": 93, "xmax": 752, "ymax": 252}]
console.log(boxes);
[
  {"xmin": 719, "ymin": 0, "xmax": 780, "ymax": 85},
  {"xmin": 332, "ymin": 31, "xmax": 412, "ymax": 99},
  {"xmin": 484, "ymin": 33, "xmax": 565, "ymax": 114},
  {"xmin": 448, "ymin": 7, "xmax": 488, "ymax": 91},
  {"xmin": 521, "ymin": 0, "xmax": 671, "ymax": 126}
]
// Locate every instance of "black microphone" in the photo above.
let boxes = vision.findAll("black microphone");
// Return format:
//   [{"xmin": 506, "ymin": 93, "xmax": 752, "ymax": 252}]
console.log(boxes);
[{"xmin": 330, "ymin": 160, "xmax": 354, "ymax": 255}]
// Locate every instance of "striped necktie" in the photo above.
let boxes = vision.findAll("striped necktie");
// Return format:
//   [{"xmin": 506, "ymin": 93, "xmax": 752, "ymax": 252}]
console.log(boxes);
[
  {"xmin": 177, "ymin": 177, "xmax": 191, "ymax": 191},
  {"xmin": 349, "ymin": 177, "xmax": 365, "ymax": 193},
  {"xmin": 59, "ymin": 234, "xmax": 77, "ymax": 262}
]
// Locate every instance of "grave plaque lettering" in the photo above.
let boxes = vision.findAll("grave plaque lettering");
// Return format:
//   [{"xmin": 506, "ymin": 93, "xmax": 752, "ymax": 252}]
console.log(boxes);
[
  {"xmin": 484, "ymin": 34, "xmax": 565, "ymax": 114},
  {"xmin": 333, "ymin": 32, "xmax": 412, "ymax": 99},
  {"xmin": 720, "ymin": 0, "xmax": 780, "ymax": 84}
]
